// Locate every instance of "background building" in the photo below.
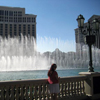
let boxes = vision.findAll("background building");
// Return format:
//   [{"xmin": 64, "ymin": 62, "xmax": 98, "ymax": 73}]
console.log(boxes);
[
  {"xmin": 75, "ymin": 15, "xmax": 100, "ymax": 51},
  {"xmin": 0, "ymin": 6, "xmax": 37, "ymax": 39}
]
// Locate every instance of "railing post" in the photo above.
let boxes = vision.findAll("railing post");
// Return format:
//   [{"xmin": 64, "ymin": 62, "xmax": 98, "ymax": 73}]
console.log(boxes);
[{"xmin": 79, "ymin": 72, "xmax": 100, "ymax": 99}]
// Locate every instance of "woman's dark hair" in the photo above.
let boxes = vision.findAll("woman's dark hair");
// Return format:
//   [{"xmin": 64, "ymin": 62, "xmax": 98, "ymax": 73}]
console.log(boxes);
[{"xmin": 48, "ymin": 64, "xmax": 57, "ymax": 76}]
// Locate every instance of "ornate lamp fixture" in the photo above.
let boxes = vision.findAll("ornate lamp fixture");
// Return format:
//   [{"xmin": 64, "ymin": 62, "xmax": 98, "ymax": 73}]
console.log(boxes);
[{"xmin": 76, "ymin": 14, "xmax": 99, "ymax": 72}]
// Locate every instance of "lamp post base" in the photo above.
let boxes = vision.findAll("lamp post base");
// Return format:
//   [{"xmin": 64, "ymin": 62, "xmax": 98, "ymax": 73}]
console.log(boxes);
[{"xmin": 88, "ymin": 66, "xmax": 94, "ymax": 72}]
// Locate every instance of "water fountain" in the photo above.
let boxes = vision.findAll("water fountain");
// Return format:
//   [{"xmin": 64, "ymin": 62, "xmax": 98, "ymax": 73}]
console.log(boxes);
[
  {"xmin": 0, "ymin": 35, "xmax": 51, "ymax": 71},
  {"xmin": 0, "ymin": 35, "xmax": 100, "ymax": 71}
]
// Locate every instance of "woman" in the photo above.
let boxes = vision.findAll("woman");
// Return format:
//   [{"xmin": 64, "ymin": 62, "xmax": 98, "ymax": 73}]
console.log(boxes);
[{"xmin": 47, "ymin": 64, "xmax": 60, "ymax": 100}]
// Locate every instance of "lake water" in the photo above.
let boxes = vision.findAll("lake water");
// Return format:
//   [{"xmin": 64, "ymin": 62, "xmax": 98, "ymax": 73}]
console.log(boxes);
[{"xmin": 0, "ymin": 68, "xmax": 100, "ymax": 81}]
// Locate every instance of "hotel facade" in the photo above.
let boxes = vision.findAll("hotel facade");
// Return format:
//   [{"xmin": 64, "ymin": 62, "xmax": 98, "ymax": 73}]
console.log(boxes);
[
  {"xmin": 0, "ymin": 6, "xmax": 37, "ymax": 39},
  {"xmin": 75, "ymin": 15, "xmax": 100, "ymax": 51}
]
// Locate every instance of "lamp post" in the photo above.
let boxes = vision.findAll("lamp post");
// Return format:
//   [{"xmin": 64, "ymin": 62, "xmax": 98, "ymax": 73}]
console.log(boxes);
[{"xmin": 76, "ymin": 14, "xmax": 99, "ymax": 72}]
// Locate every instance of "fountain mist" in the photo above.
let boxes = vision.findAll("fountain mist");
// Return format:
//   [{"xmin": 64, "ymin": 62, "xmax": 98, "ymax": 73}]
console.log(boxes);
[
  {"xmin": 0, "ymin": 35, "xmax": 100, "ymax": 71},
  {"xmin": 0, "ymin": 36, "xmax": 50, "ymax": 71}
]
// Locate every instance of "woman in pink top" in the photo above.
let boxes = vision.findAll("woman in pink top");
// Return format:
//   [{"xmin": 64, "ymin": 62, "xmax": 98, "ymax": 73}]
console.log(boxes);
[{"xmin": 47, "ymin": 64, "xmax": 60, "ymax": 100}]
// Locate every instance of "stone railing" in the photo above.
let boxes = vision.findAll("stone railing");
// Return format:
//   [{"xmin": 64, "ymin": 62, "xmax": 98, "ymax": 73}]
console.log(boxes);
[{"xmin": 0, "ymin": 76, "xmax": 87, "ymax": 100}]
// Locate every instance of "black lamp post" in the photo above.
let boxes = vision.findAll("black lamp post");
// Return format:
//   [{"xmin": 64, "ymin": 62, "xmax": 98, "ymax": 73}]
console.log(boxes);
[{"xmin": 76, "ymin": 14, "xmax": 99, "ymax": 72}]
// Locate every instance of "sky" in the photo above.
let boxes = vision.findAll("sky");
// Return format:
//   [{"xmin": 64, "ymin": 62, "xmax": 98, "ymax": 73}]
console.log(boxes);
[{"xmin": 0, "ymin": 0, "xmax": 100, "ymax": 53}]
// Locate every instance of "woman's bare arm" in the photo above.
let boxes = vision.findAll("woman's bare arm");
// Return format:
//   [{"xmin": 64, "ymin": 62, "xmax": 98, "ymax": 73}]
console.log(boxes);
[{"xmin": 55, "ymin": 73, "xmax": 59, "ymax": 80}]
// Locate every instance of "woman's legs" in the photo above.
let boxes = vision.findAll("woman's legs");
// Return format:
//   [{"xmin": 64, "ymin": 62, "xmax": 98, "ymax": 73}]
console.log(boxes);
[
  {"xmin": 54, "ymin": 93, "xmax": 58, "ymax": 100},
  {"xmin": 50, "ymin": 93, "xmax": 53, "ymax": 100},
  {"xmin": 50, "ymin": 93, "xmax": 58, "ymax": 100}
]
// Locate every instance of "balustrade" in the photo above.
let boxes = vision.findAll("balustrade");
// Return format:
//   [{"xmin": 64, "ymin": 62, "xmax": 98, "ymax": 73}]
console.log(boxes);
[{"xmin": 0, "ymin": 76, "xmax": 87, "ymax": 100}]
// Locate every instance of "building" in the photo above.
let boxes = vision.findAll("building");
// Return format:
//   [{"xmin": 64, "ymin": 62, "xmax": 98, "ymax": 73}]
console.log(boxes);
[
  {"xmin": 0, "ymin": 6, "xmax": 37, "ymax": 39},
  {"xmin": 75, "ymin": 15, "xmax": 100, "ymax": 51}
]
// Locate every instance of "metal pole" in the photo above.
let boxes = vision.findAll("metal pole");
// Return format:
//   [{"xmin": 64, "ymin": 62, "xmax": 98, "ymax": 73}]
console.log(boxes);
[
  {"xmin": 88, "ymin": 22, "xmax": 94, "ymax": 72},
  {"xmin": 88, "ymin": 44, "xmax": 94, "ymax": 72}
]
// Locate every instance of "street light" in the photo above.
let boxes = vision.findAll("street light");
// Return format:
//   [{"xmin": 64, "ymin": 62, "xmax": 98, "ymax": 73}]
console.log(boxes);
[{"xmin": 76, "ymin": 14, "xmax": 99, "ymax": 72}]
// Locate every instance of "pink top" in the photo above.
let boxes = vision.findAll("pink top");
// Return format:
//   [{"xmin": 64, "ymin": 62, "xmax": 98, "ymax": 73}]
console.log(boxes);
[{"xmin": 48, "ymin": 71, "xmax": 59, "ymax": 84}]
